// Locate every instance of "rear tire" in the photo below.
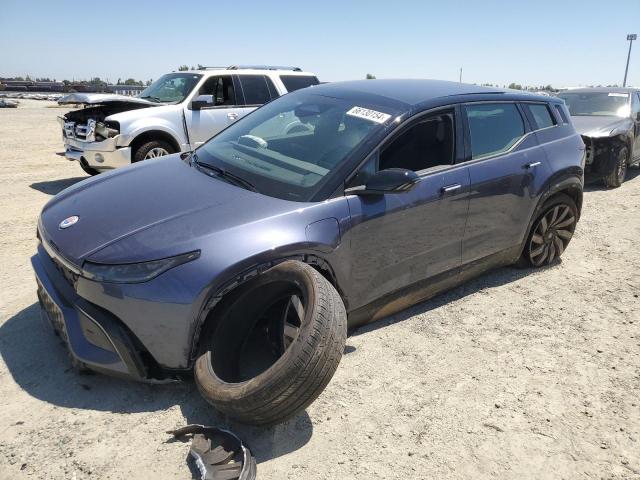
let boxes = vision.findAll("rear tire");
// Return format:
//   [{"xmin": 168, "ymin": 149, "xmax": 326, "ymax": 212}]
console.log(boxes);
[
  {"xmin": 194, "ymin": 261, "xmax": 347, "ymax": 426},
  {"xmin": 132, "ymin": 140, "xmax": 175, "ymax": 163},
  {"xmin": 516, "ymin": 193, "xmax": 578, "ymax": 268},
  {"xmin": 603, "ymin": 146, "xmax": 628, "ymax": 188}
]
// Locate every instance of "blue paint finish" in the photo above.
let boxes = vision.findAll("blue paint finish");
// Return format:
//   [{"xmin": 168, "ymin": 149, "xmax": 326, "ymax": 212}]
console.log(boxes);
[{"xmin": 31, "ymin": 80, "xmax": 585, "ymax": 375}]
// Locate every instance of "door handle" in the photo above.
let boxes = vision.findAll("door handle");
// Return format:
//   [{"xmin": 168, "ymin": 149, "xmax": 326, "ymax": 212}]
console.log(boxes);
[
  {"xmin": 227, "ymin": 112, "xmax": 239, "ymax": 120},
  {"xmin": 525, "ymin": 161, "xmax": 542, "ymax": 169},
  {"xmin": 441, "ymin": 183, "xmax": 461, "ymax": 193}
]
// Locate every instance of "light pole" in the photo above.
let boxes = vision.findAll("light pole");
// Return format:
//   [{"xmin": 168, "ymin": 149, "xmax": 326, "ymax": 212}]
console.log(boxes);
[{"xmin": 623, "ymin": 34, "xmax": 636, "ymax": 87}]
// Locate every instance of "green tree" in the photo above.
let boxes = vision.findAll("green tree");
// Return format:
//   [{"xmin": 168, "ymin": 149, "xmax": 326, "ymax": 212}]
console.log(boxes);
[
  {"xmin": 178, "ymin": 65, "xmax": 189, "ymax": 71},
  {"xmin": 508, "ymin": 82, "xmax": 522, "ymax": 90},
  {"xmin": 365, "ymin": 73, "xmax": 376, "ymax": 80}
]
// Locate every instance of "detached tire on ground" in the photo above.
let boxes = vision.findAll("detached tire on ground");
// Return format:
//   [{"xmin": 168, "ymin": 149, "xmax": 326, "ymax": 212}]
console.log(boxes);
[
  {"xmin": 195, "ymin": 261, "xmax": 347, "ymax": 426},
  {"xmin": 132, "ymin": 139, "xmax": 175, "ymax": 163}
]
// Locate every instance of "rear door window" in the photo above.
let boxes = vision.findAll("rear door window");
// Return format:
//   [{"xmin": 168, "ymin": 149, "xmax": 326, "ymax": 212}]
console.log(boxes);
[
  {"xmin": 527, "ymin": 103, "xmax": 557, "ymax": 129},
  {"xmin": 464, "ymin": 103, "xmax": 525, "ymax": 159},
  {"xmin": 280, "ymin": 75, "xmax": 320, "ymax": 92},
  {"xmin": 238, "ymin": 75, "xmax": 273, "ymax": 105}
]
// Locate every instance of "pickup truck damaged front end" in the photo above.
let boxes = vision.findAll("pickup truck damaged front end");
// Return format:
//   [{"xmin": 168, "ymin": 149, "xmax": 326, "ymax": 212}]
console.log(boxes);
[{"xmin": 57, "ymin": 94, "xmax": 158, "ymax": 172}]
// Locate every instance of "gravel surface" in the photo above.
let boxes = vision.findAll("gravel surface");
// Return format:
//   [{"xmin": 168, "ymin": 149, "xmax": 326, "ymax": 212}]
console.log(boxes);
[{"xmin": 1, "ymin": 100, "xmax": 639, "ymax": 479}]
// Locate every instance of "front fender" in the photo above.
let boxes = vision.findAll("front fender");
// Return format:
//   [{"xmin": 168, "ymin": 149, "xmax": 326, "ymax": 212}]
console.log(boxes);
[{"xmin": 116, "ymin": 121, "xmax": 185, "ymax": 148}]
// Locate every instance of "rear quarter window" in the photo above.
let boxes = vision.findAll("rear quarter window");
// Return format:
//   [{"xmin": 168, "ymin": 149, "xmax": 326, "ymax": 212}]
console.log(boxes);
[
  {"xmin": 464, "ymin": 103, "xmax": 525, "ymax": 159},
  {"xmin": 527, "ymin": 103, "xmax": 557, "ymax": 129},
  {"xmin": 280, "ymin": 75, "xmax": 320, "ymax": 93},
  {"xmin": 554, "ymin": 104, "xmax": 569, "ymax": 124}
]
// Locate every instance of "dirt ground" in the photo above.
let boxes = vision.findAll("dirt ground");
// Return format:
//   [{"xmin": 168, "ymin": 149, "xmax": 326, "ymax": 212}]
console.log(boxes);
[{"xmin": 0, "ymin": 100, "xmax": 639, "ymax": 480}]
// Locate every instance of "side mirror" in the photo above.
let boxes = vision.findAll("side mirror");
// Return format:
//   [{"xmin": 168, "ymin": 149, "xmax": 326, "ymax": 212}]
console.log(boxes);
[
  {"xmin": 191, "ymin": 94, "xmax": 214, "ymax": 110},
  {"xmin": 346, "ymin": 168, "xmax": 419, "ymax": 195}
]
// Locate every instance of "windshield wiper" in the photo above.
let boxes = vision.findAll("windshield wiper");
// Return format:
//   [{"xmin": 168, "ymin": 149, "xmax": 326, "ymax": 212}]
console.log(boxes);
[
  {"xmin": 138, "ymin": 95, "xmax": 162, "ymax": 103},
  {"xmin": 193, "ymin": 157, "xmax": 258, "ymax": 192}
]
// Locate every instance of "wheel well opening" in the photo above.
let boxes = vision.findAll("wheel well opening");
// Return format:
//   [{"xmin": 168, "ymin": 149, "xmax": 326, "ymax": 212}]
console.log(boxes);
[
  {"xmin": 130, "ymin": 131, "xmax": 180, "ymax": 158},
  {"xmin": 555, "ymin": 186, "xmax": 583, "ymax": 218},
  {"xmin": 192, "ymin": 258, "xmax": 344, "ymax": 364}
]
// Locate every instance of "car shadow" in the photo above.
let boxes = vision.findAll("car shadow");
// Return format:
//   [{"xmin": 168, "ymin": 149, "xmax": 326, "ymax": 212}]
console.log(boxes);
[
  {"xmin": 0, "ymin": 303, "xmax": 313, "ymax": 464},
  {"xmin": 584, "ymin": 166, "xmax": 640, "ymax": 192},
  {"xmin": 351, "ymin": 261, "xmax": 559, "ymax": 337},
  {"xmin": 30, "ymin": 177, "xmax": 87, "ymax": 195}
]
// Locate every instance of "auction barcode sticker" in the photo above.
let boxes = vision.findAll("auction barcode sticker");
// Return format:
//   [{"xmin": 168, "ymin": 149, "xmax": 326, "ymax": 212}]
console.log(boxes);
[{"xmin": 346, "ymin": 106, "xmax": 392, "ymax": 124}]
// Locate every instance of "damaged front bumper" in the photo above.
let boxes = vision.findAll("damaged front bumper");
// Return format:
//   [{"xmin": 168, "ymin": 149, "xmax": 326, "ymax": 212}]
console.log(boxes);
[
  {"xmin": 58, "ymin": 116, "xmax": 131, "ymax": 171},
  {"xmin": 581, "ymin": 135, "xmax": 622, "ymax": 177},
  {"xmin": 32, "ymin": 244, "xmax": 149, "ymax": 380},
  {"xmin": 63, "ymin": 137, "xmax": 131, "ymax": 171}
]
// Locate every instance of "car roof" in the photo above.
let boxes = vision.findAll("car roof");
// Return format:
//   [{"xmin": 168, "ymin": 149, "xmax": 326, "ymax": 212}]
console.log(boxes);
[
  {"xmin": 559, "ymin": 87, "xmax": 638, "ymax": 94},
  {"xmin": 307, "ymin": 79, "xmax": 553, "ymax": 108},
  {"xmin": 186, "ymin": 68, "xmax": 316, "ymax": 76}
]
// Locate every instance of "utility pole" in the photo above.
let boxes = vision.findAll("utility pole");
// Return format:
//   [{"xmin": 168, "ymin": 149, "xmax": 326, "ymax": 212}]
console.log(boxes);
[
  {"xmin": 623, "ymin": 34, "xmax": 636, "ymax": 87},
  {"xmin": 459, "ymin": 67, "xmax": 462, "ymax": 83}
]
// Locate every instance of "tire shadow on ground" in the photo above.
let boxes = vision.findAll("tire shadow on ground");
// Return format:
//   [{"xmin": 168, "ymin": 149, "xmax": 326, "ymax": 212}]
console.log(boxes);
[
  {"xmin": 30, "ymin": 177, "xmax": 87, "ymax": 195},
  {"xmin": 0, "ymin": 302, "xmax": 313, "ymax": 463}
]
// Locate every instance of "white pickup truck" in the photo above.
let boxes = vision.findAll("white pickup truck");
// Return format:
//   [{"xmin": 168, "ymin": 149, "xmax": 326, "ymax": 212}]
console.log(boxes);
[{"xmin": 58, "ymin": 66, "xmax": 319, "ymax": 175}]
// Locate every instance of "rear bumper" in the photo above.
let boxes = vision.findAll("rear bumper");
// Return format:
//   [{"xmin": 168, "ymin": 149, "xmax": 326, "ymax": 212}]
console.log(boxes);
[
  {"xmin": 32, "ymin": 246, "xmax": 148, "ymax": 380},
  {"xmin": 63, "ymin": 137, "xmax": 131, "ymax": 171}
]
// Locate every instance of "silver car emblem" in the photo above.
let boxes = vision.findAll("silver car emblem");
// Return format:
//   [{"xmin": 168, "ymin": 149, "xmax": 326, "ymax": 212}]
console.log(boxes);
[{"xmin": 59, "ymin": 215, "xmax": 79, "ymax": 229}]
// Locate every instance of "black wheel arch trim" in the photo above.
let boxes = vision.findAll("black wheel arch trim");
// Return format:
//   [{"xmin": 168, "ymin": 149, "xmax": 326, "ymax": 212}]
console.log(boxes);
[
  {"xmin": 515, "ymin": 175, "xmax": 582, "ymax": 261},
  {"xmin": 187, "ymin": 254, "xmax": 343, "ymax": 366},
  {"xmin": 130, "ymin": 130, "xmax": 181, "ymax": 155}
]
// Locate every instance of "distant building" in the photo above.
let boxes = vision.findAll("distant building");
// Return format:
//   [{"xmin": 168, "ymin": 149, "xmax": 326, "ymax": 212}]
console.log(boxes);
[{"xmin": 108, "ymin": 85, "xmax": 145, "ymax": 96}]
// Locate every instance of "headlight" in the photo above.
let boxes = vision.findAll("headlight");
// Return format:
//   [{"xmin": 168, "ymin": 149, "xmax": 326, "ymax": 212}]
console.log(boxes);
[
  {"xmin": 82, "ymin": 251, "xmax": 200, "ymax": 283},
  {"xmin": 95, "ymin": 120, "xmax": 120, "ymax": 140}
]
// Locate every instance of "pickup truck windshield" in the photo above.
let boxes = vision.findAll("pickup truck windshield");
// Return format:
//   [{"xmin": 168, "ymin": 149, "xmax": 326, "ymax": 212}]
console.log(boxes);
[
  {"xmin": 138, "ymin": 73, "xmax": 202, "ymax": 103},
  {"xmin": 196, "ymin": 91, "xmax": 395, "ymax": 201},
  {"xmin": 559, "ymin": 92, "xmax": 630, "ymax": 117}
]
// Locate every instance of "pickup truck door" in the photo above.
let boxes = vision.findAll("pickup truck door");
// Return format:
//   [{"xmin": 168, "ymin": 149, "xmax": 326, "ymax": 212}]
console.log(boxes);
[{"xmin": 184, "ymin": 74, "xmax": 248, "ymax": 147}]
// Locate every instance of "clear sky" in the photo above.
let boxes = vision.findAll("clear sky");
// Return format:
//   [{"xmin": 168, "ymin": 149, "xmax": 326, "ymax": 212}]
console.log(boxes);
[{"xmin": 1, "ymin": 0, "xmax": 638, "ymax": 87}]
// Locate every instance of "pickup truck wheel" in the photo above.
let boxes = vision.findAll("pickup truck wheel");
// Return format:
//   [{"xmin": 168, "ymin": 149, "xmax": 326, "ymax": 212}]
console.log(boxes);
[
  {"xmin": 133, "ymin": 140, "xmax": 175, "ymax": 163},
  {"xmin": 80, "ymin": 163, "xmax": 100, "ymax": 176},
  {"xmin": 194, "ymin": 260, "xmax": 347, "ymax": 426},
  {"xmin": 603, "ymin": 146, "xmax": 628, "ymax": 188},
  {"xmin": 517, "ymin": 193, "xmax": 578, "ymax": 268}
]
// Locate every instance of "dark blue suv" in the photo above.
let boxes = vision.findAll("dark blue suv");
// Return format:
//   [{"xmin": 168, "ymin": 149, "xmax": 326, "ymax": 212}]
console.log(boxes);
[{"xmin": 32, "ymin": 80, "xmax": 584, "ymax": 425}]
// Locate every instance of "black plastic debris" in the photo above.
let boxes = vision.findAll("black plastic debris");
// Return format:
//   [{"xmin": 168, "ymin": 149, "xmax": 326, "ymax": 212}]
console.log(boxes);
[{"xmin": 168, "ymin": 424, "xmax": 256, "ymax": 480}]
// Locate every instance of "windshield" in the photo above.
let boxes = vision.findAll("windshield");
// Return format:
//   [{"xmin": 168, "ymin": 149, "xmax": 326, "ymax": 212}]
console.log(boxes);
[
  {"xmin": 558, "ymin": 91, "xmax": 630, "ymax": 117},
  {"xmin": 138, "ymin": 73, "xmax": 202, "ymax": 103},
  {"xmin": 195, "ymin": 91, "xmax": 395, "ymax": 201}
]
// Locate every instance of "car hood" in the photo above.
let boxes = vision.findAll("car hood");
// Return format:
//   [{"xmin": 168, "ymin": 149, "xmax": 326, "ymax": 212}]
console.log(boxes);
[
  {"xmin": 570, "ymin": 115, "xmax": 630, "ymax": 137},
  {"xmin": 57, "ymin": 93, "xmax": 159, "ymax": 107},
  {"xmin": 38, "ymin": 156, "xmax": 306, "ymax": 266}
]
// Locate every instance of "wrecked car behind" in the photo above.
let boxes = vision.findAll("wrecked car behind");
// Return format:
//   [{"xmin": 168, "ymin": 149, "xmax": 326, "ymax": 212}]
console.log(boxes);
[{"xmin": 558, "ymin": 88, "xmax": 640, "ymax": 187}]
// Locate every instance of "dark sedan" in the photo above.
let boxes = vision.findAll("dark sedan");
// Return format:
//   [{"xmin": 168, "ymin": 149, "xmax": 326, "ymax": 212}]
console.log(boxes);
[
  {"xmin": 33, "ymin": 80, "xmax": 584, "ymax": 425},
  {"xmin": 558, "ymin": 87, "xmax": 640, "ymax": 187}
]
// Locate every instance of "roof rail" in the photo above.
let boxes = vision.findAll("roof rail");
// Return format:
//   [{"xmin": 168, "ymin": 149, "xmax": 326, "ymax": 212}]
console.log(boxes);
[{"xmin": 226, "ymin": 65, "xmax": 302, "ymax": 72}]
